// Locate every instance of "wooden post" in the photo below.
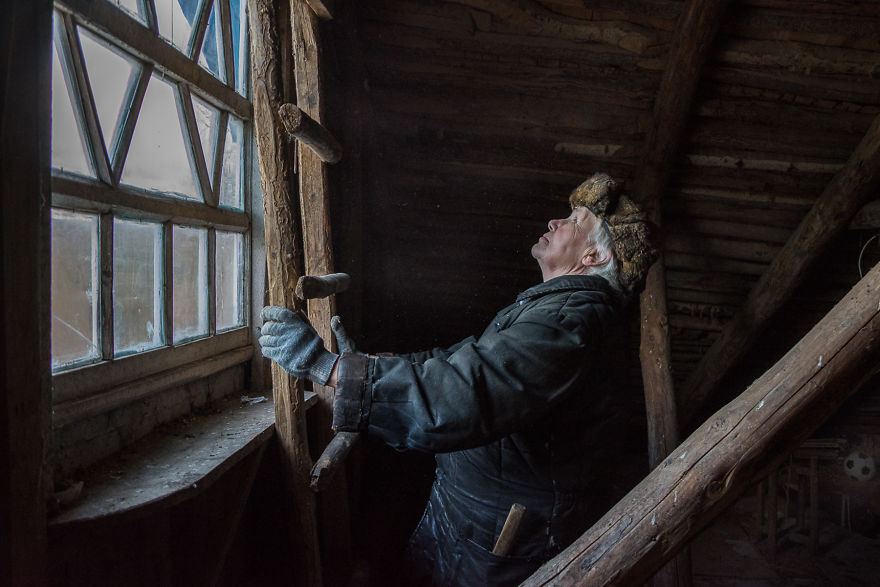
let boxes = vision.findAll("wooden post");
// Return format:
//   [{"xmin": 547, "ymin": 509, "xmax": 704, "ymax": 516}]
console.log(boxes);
[
  {"xmin": 523, "ymin": 262, "xmax": 880, "ymax": 586},
  {"xmin": 291, "ymin": 0, "xmax": 354, "ymax": 581},
  {"xmin": 1, "ymin": 1, "xmax": 52, "ymax": 584},
  {"xmin": 635, "ymin": 3, "xmax": 728, "ymax": 584},
  {"xmin": 683, "ymin": 112, "xmax": 880, "ymax": 427},
  {"xmin": 247, "ymin": 1, "xmax": 322, "ymax": 585}
]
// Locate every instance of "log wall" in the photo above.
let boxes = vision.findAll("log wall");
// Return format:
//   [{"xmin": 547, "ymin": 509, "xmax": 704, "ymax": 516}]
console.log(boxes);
[{"xmin": 327, "ymin": 1, "xmax": 880, "ymax": 405}]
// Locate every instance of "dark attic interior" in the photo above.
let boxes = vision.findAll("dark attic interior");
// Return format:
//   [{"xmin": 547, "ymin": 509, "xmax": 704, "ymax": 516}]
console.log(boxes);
[{"xmin": 5, "ymin": 0, "xmax": 880, "ymax": 585}]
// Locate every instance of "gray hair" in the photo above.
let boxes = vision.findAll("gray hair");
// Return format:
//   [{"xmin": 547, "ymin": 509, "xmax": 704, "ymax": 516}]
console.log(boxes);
[{"xmin": 587, "ymin": 220, "xmax": 621, "ymax": 292}]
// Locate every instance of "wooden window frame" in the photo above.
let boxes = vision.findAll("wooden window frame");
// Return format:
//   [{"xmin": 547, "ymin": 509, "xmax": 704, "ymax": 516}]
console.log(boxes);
[{"xmin": 50, "ymin": 0, "xmax": 263, "ymax": 426}]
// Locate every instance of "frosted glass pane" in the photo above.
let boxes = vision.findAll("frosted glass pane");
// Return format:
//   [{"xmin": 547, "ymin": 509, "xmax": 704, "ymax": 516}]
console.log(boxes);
[
  {"xmin": 156, "ymin": 0, "xmax": 199, "ymax": 52},
  {"xmin": 121, "ymin": 74, "xmax": 200, "ymax": 200},
  {"xmin": 232, "ymin": 0, "xmax": 248, "ymax": 96},
  {"xmin": 198, "ymin": 2, "xmax": 224, "ymax": 82},
  {"xmin": 52, "ymin": 37, "xmax": 92, "ymax": 176},
  {"xmin": 216, "ymin": 231, "xmax": 243, "ymax": 331},
  {"xmin": 51, "ymin": 210, "xmax": 100, "ymax": 370},
  {"xmin": 219, "ymin": 116, "xmax": 243, "ymax": 209},
  {"xmin": 114, "ymin": 218, "xmax": 163, "ymax": 355},
  {"xmin": 192, "ymin": 94, "xmax": 219, "ymax": 182},
  {"xmin": 173, "ymin": 225, "xmax": 208, "ymax": 343},
  {"xmin": 106, "ymin": 0, "xmax": 144, "ymax": 23},
  {"xmin": 79, "ymin": 28, "xmax": 135, "ymax": 157}
]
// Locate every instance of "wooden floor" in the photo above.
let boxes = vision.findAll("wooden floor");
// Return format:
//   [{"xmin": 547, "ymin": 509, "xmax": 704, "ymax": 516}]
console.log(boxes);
[{"xmin": 690, "ymin": 496, "xmax": 880, "ymax": 586}]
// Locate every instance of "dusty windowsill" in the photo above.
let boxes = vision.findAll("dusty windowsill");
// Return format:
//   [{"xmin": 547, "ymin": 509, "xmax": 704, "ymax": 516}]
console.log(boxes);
[{"xmin": 49, "ymin": 391, "xmax": 317, "ymax": 526}]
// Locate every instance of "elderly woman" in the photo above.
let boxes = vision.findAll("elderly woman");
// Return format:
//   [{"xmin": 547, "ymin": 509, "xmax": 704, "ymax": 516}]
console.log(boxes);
[{"xmin": 259, "ymin": 173, "xmax": 658, "ymax": 586}]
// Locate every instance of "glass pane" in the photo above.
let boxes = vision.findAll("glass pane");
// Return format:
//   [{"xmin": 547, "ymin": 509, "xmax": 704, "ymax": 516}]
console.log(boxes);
[
  {"xmin": 155, "ymin": 0, "xmax": 200, "ymax": 52},
  {"xmin": 79, "ymin": 27, "xmax": 136, "ymax": 158},
  {"xmin": 216, "ymin": 231, "xmax": 243, "ymax": 331},
  {"xmin": 198, "ymin": 1, "xmax": 224, "ymax": 82},
  {"xmin": 219, "ymin": 116, "xmax": 243, "ymax": 209},
  {"xmin": 232, "ymin": 0, "xmax": 248, "ymax": 96},
  {"xmin": 173, "ymin": 225, "xmax": 208, "ymax": 343},
  {"xmin": 52, "ymin": 34, "xmax": 92, "ymax": 176},
  {"xmin": 192, "ymin": 94, "xmax": 219, "ymax": 183},
  {"xmin": 107, "ymin": 0, "xmax": 144, "ymax": 24},
  {"xmin": 114, "ymin": 218, "xmax": 163, "ymax": 355},
  {"xmin": 51, "ymin": 210, "xmax": 100, "ymax": 370},
  {"xmin": 121, "ymin": 74, "xmax": 200, "ymax": 200}
]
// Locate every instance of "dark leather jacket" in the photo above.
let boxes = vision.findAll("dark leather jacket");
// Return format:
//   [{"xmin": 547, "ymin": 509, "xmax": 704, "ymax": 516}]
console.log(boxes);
[{"xmin": 334, "ymin": 275, "xmax": 624, "ymax": 585}]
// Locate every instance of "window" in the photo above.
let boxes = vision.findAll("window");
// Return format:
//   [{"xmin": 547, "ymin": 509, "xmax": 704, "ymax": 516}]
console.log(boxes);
[{"xmin": 51, "ymin": 0, "xmax": 257, "ymax": 420}]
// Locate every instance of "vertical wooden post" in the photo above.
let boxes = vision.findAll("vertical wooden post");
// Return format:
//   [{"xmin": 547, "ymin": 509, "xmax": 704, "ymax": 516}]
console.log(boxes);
[
  {"xmin": 247, "ymin": 1, "xmax": 322, "ymax": 585},
  {"xmin": 634, "ymin": 2, "xmax": 728, "ymax": 584},
  {"xmin": 1, "ymin": 0, "xmax": 52, "ymax": 584},
  {"xmin": 290, "ymin": 0, "xmax": 354, "ymax": 582}
]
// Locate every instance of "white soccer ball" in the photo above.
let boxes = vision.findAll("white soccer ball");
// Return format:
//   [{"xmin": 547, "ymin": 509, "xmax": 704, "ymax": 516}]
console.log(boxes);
[{"xmin": 843, "ymin": 451, "xmax": 876, "ymax": 481}]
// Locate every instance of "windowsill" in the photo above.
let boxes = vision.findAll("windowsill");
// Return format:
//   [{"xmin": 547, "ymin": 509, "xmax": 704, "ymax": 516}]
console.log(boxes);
[{"xmin": 49, "ymin": 390, "xmax": 318, "ymax": 526}]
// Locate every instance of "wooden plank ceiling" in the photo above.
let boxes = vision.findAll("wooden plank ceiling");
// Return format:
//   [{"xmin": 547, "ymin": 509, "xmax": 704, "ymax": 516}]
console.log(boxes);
[{"xmin": 328, "ymin": 0, "xmax": 880, "ymax": 415}]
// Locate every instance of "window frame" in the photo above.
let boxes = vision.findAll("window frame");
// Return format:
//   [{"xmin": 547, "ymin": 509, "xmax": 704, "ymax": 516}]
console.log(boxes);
[{"xmin": 51, "ymin": 0, "xmax": 262, "ymax": 425}]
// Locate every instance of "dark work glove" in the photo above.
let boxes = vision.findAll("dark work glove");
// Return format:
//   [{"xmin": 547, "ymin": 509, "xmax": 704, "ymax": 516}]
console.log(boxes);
[
  {"xmin": 330, "ymin": 315, "xmax": 361, "ymax": 355},
  {"xmin": 259, "ymin": 306, "xmax": 338, "ymax": 384}
]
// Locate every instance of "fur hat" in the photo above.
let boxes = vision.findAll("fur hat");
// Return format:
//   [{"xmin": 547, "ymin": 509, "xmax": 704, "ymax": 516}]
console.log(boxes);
[{"xmin": 568, "ymin": 173, "xmax": 660, "ymax": 296}]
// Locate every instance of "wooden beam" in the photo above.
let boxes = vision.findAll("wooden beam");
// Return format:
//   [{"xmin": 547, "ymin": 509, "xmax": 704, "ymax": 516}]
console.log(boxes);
[
  {"xmin": 1, "ymin": 1, "xmax": 52, "ymax": 583},
  {"xmin": 523, "ymin": 262, "xmax": 880, "ymax": 587},
  {"xmin": 634, "ymin": 4, "xmax": 728, "ymax": 584},
  {"xmin": 633, "ymin": 0, "xmax": 729, "ymax": 208},
  {"xmin": 279, "ymin": 102, "xmax": 343, "ymax": 163},
  {"xmin": 305, "ymin": 0, "xmax": 334, "ymax": 21},
  {"xmin": 247, "ymin": 1, "xmax": 322, "ymax": 586},
  {"xmin": 683, "ymin": 111, "xmax": 880, "ymax": 427},
  {"xmin": 291, "ymin": 0, "xmax": 353, "ymax": 583}
]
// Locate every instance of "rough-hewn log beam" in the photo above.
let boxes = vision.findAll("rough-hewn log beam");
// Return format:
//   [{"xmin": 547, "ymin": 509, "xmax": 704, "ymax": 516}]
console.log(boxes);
[
  {"xmin": 279, "ymin": 102, "xmax": 343, "ymax": 164},
  {"xmin": 291, "ymin": 0, "xmax": 353, "ymax": 582},
  {"xmin": 523, "ymin": 262, "xmax": 880, "ymax": 586},
  {"xmin": 305, "ymin": 0, "xmax": 333, "ymax": 21},
  {"xmin": 633, "ymin": 0, "xmax": 729, "ymax": 208},
  {"xmin": 247, "ymin": 1, "xmax": 322, "ymax": 585},
  {"xmin": 683, "ymin": 111, "xmax": 880, "ymax": 426},
  {"xmin": 635, "ymin": 5, "xmax": 728, "ymax": 584}
]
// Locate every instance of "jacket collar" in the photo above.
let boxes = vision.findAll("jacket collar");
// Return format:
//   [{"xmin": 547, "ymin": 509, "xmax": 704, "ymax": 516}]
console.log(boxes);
[{"xmin": 515, "ymin": 274, "xmax": 617, "ymax": 303}]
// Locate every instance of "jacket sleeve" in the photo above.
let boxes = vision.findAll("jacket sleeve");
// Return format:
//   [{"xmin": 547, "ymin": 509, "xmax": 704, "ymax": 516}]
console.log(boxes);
[
  {"xmin": 333, "ymin": 295, "xmax": 610, "ymax": 453},
  {"xmin": 398, "ymin": 336, "xmax": 478, "ymax": 364}
]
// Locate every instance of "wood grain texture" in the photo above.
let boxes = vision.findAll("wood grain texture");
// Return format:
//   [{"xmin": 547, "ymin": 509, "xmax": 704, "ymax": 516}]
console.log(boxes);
[
  {"xmin": 683, "ymin": 112, "xmax": 880, "ymax": 426},
  {"xmin": 523, "ymin": 262, "xmax": 880, "ymax": 586},
  {"xmin": 247, "ymin": 1, "xmax": 322, "ymax": 585}
]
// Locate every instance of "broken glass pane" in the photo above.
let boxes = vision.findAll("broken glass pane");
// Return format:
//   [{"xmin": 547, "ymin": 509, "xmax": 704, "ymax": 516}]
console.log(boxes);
[
  {"xmin": 107, "ymin": 0, "xmax": 145, "ymax": 25},
  {"xmin": 231, "ymin": 0, "xmax": 247, "ymax": 96},
  {"xmin": 192, "ymin": 93, "xmax": 219, "ymax": 184},
  {"xmin": 173, "ymin": 225, "xmax": 208, "ymax": 343},
  {"xmin": 198, "ymin": 1, "xmax": 224, "ymax": 82},
  {"xmin": 121, "ymin": 74, "xmax": 200, "ymax": 200},
  {"xmin": 114, "ymin": 218, "xmax": 164, "ymax": 356},
  {"xmin": 155, "ymin": 0, "xmax": 200, "ymax": 53},
  {"xmin": 216, "ymin": 231, "xmax": 243, "ymax": 331},
  {"xmin": 52, "ymin": 33, "xmax": 92, "ymax": 176},
  {"xmin": 219, "ymin": 115, "xmax": 243, "ymax": 209},
  {"xmin": 51, "ymin": 209, "xmax": 100, "ymax": 370},
  {"xmin": 79, "ymin": 27, "xmax": 136, "ymax": 159}
]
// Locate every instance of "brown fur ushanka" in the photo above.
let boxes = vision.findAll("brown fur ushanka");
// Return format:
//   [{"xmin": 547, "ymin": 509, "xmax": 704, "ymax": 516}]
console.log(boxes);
[{"xmin": 568, "ymin": 173, "xmax": 660, "ymax": 296}]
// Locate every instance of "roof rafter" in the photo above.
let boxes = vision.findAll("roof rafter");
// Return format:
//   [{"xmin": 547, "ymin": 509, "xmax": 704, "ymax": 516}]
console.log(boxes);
[{"xmin": 682, "ymin": 111, "xmax": 880, "ymax": 427}]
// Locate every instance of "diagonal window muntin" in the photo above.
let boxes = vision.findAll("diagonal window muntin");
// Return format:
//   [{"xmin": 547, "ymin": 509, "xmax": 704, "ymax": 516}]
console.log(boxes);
[{"xmin": 50, "ymin": 0, "xmax": 252, "ymax": 374}]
